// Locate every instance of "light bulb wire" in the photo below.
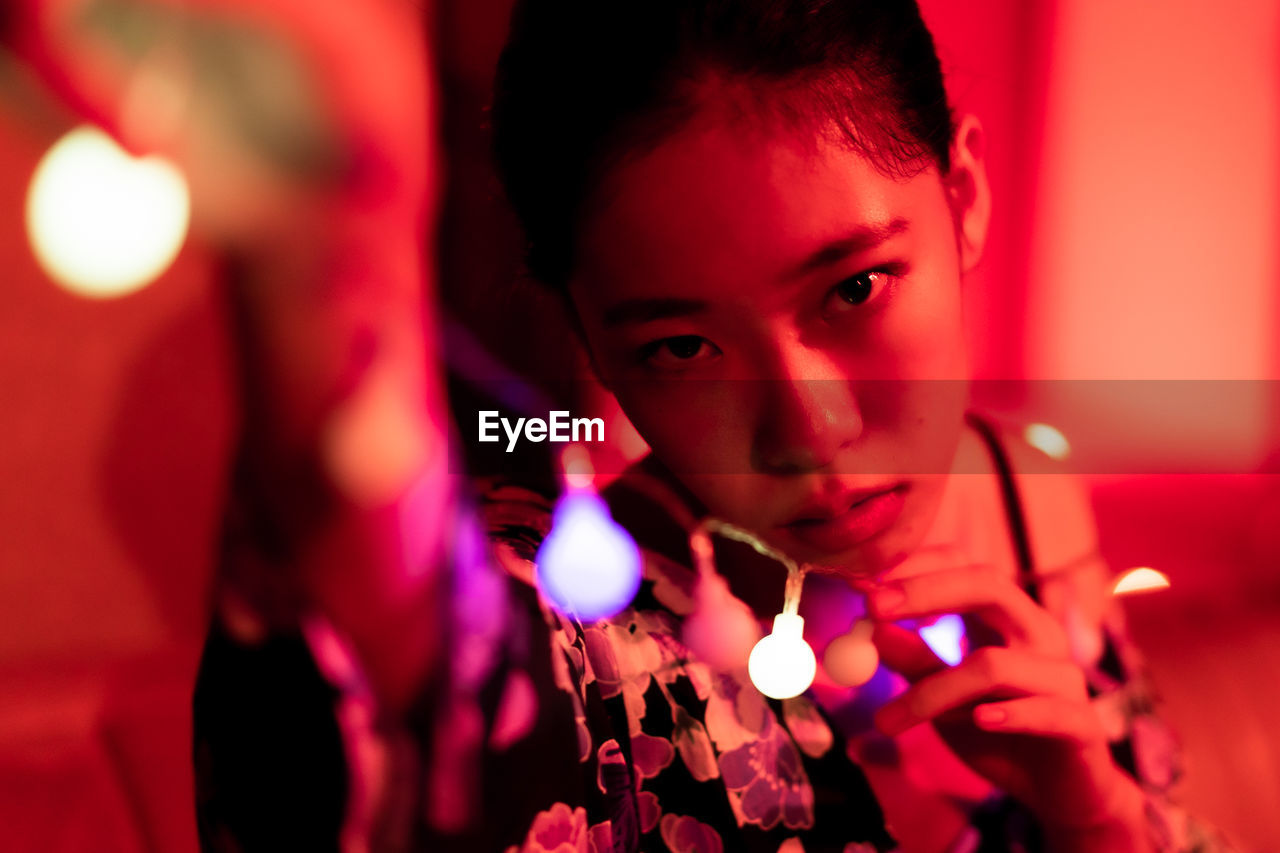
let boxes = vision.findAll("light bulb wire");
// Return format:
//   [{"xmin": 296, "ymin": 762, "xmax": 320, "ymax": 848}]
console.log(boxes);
[
  {"xmin": 694, "ymin": 519, "xmax": 808, "ymax": 618},
  {"xmin": 620, "ymin": 469, "xmax": 811, "ymax": 618}
]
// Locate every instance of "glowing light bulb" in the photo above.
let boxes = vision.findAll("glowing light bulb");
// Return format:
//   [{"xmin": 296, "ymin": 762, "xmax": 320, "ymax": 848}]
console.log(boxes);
[
  {"xmin": 682, "ymin": 525, "xmax": 761, "ymax": 670},
  {"xmin": 26, "ymin": 126, "xmax": 189, "ymax": 298},
  {"xmin": 822, "ymin": 620, "xmax": 879, "ymax": 687},
  {"xmin": 1112, "ymin": 567, "xmax": 1170, "ymax": 596},
  {"xmin": 682, "ymin": 570, "xmax": 761, "ymax": 671},
  {"xmin": 536, "ymin": 489, "xmax": 641, "ymax": 622},
  {"xmin": 748, "ymin": 613, "xmax": 817, "ymax": 699},
  {"xmin": 1023, "ymin": 423, "xmax": 1070, "ymax": 460},
  {"xmin": 918, "ymin": 613, "xmax": 966, "ymax": 666}
]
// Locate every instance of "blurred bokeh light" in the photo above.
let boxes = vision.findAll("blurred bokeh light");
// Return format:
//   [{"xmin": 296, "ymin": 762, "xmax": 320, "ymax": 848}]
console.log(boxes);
[
  {"xmin": 25, "ymin": 126, "xmax": 188, "ymax": 298},
  {"xmin": 1112, "ymin": 566, "xmax": 1172, "ymax": 596}
]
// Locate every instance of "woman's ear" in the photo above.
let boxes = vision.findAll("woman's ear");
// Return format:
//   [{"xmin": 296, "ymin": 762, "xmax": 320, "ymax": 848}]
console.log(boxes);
[{"xmin": 944, "ymin": 114, "xmax": 991, "ymax": 274}]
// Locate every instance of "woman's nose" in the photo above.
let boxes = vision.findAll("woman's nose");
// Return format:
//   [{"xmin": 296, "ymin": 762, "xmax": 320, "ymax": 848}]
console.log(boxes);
[{"xmin": 752, "ymin": 344, "xmax": 862, "ymax": 474}]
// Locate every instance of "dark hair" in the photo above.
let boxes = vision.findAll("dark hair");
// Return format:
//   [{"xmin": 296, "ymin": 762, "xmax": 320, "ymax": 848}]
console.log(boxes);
[{"xmin": 492, "ymin": 0, "xmax": 953, "ymax": 289}]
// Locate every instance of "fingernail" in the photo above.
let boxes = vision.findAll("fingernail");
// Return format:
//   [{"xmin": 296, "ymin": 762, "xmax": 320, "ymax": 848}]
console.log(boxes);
[
  {"xmin": 973, "ymin": 705, "xmax": 1007, "ymax": 727},
  {"xmin": 872, "ymin": 588, "xmax": 905, "ymax": 617}
]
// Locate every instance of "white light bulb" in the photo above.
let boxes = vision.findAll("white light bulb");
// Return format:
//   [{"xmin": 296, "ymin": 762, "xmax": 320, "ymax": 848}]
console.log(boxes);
[
  {"xmin": 1023, "ymin": 423, "xmax": 1070, "ymax": 461},
  {"xmin": 1112, "ymin": 566, "xmax": 1170, "ymax": 596},
  {"xmin": 26, "ymin": 125, "xmax": 189, "ymax": 298},
  {"xmin": 748, "ymin": 613, "xmax": 817, "ymax": 699},
  {"xmin": 536, "ymin": 489, "xmax": 641, "ymax": 623}
]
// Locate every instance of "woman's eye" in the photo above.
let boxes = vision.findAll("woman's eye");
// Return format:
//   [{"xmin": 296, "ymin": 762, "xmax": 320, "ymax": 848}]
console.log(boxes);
[
  {"xmin": 640, "ymin": 335, "xmax": 720, "ymax": 370},
  {"xmin": 830, "ymin": 270, "xmax": 892, "ymax": 309}
]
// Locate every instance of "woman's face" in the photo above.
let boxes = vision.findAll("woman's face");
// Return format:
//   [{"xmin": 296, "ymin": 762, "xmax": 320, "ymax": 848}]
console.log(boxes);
[{"xmin": 570, "ymin": 115, "xmax": 981, "ymax": 578}]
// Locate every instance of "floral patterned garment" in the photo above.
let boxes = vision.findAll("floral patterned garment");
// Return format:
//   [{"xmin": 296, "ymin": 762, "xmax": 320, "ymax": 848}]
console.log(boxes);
[
  {"xmin": 454, "ymin": 477, "xmax": 1232, "ymax": 853},
  {"xmin": 472, "ymin": 482, "xmax": 896, "ymax": 853},
  {"xmin": 195, "ymin": 463, "xmax": 1236, "ymax": 852}
]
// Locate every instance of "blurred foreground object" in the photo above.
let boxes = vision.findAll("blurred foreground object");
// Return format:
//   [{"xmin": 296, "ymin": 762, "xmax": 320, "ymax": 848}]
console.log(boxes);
[
  {"xmin": 1, "ymin": 0, "xmax": 441, "ymax": 849},
  {"xmin": 1112, "ymin": 567, "xmax": 1171, "ymax": 597},
  {"xmin": 535, "ymin": 447, "xmax": 641, "ymax": 623},
  {"xmin": 26, "ymin": 124, "xmax": 189, "ymax": 297}
]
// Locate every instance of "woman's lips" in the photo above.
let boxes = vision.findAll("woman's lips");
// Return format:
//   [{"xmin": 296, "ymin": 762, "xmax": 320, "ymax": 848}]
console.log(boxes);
[{"xmin": 779, "ymin": 485, "xmax": 908, "ymax": 555}]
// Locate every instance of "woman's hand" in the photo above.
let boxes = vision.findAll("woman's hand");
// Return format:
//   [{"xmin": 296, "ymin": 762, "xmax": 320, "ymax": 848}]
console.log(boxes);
[{"xmin": 867, "ymin": 564, "xmax": 1151, "ymax": 852}]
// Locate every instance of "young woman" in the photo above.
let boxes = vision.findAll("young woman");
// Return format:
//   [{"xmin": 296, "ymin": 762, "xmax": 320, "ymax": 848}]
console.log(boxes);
[
  {"xmin": 470, "ymin": 1, "xmax": 1231, "ymax": 851},
  {"xmin": 193, "ymin": 1, "xmax": 1230, "ymax": 851}
]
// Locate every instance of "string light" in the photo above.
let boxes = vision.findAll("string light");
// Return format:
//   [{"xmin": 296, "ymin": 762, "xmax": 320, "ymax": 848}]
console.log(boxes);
[
  {"xmin": 535, "ymin": 446, "xmax": 642, "ymax": 622},
  {"xmin": 26, "ymin": 126, "xmax": 189, "ymax": 298},
  {"xmin": 918, "ymin": 613, "xmax": 966, "ymax": 666},
  {"xmin": 749, "ymin": 611, "xmax": 817, "ymax": 700},
  {"xmin": 822, "ymin": 619, "xmax": 879, "ymax": 687},
  {"xmin": 681, "ymin": 525, "xmax": 762, "ymax": 671},
  {"xmin": 583, "ymin": 472, "xmax": 819, "ymax": 697},
  {"xmin": 1023, "ymin": 422, "xmax": 1071, "ymax": 460},
  {"xmin": 677, "ymin": 517, "xmax": 821, "ymax": 698},
  {"xmin": 747, "ymin": 561, "xmax": 817, "ymax": 699},
  {"xmin": 1112, "ymin": 566, "xmax": 1170, "ymax": 596}
]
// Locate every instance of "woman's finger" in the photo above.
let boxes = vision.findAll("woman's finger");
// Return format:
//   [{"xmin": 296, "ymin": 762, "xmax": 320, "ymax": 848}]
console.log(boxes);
[
  {"xmin": 873, "ymin": 646, "xmax": 1087, "ymax": 736},
  {"xmin": 972, "ymin": 696, "xmax": 1107, "ymax": 745},
  {"xmin": 867, "ymin": 563, "xmax": 1068, "ymax": 655}
]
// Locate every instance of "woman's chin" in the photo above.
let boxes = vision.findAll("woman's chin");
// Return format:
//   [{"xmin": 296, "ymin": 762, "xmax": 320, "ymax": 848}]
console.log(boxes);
[
  {"xmin": 756, "ymin": 533, "xmax": 894, "ymax": 583},
  {"xmin": 806, "ymin": 549, "xmax": 896, "ymax": 584}
]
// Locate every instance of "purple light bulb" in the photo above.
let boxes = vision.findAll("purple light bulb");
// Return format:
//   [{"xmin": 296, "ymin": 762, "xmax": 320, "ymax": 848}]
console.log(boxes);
[
  {"xmin": 918, "ymin": 613, "xmax": 966, "ymax": 666},
  {"xmin": 536, "ymin": 489, "xmax": 642, "ymax": 622}
]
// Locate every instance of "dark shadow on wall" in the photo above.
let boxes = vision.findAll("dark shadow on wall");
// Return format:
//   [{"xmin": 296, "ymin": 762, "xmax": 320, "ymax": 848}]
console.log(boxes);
[
  {"xmin": 434, "ymin": 0, "xmax": 585, "ymax": 391},
  {"xmin": 97, "ymin": 296, "xmax": 239, "ymax": 643}
]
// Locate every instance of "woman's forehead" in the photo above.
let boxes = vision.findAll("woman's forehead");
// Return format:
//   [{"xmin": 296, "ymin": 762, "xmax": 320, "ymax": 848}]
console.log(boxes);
[{"xmin": 574, "ymin": 120, "xmax": 941, "ymax": 305}]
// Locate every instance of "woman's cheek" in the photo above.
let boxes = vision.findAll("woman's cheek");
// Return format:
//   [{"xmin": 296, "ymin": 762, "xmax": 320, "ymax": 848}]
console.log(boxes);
[
  {"xmin": 894, "ymin": 279, "xmax": 967, "ymax": 379},
  {"xmin": 616, "ymin": 390, "xmax": 745, "ymax": 475},
  {"xmin": 680, "ymin": 474, "xmax": 770, "ymax": 528}
]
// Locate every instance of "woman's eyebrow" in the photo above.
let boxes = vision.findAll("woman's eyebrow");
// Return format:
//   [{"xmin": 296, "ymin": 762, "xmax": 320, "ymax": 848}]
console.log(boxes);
[
  {"xmin": 602, "ymin": 297, "xmax": 708, "ymax": 328},
  {"xmin": 786, "ymin": 218, "xmax": 910, "ymax": 279}
]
